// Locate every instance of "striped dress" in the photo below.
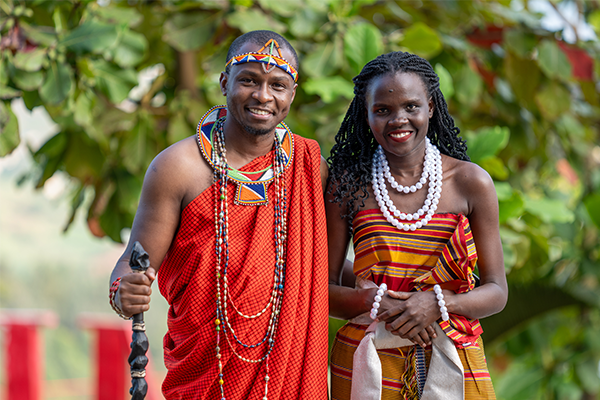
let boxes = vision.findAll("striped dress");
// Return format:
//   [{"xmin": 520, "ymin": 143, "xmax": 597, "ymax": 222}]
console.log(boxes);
[{"xmin": 330, "ymin": 210, "xmax": 496, "ymax": 399}]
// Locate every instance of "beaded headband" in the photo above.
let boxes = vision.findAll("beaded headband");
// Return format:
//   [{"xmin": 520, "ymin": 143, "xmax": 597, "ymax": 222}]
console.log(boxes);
[{"xmin": 225, "ymin": 39, "xmax": 298, "ymax": 83}]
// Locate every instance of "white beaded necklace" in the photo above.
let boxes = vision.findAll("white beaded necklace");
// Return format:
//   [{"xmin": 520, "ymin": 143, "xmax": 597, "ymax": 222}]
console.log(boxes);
[{"xmin": 372, "ymin": 137, "xmax": 443, "ymax": 231}]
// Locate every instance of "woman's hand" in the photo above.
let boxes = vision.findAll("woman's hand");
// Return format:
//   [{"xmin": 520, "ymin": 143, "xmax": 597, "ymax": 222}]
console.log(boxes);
[{"xmin": 377, "ymin": 290, "xmax": 441, "ymax": 347}]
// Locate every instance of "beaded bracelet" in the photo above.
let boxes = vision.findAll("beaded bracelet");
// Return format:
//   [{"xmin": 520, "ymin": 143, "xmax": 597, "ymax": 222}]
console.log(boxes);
[
  {"xmin": 369, "ymin": 283, "xmax": 388, "ymax": 320},
  {"xmin": 109, "ymin": 277, "xmax": 131, "ymax": 320},
  {"xmin": 433, "ymin": 284, "xmax": 449, "ymax": 321}
]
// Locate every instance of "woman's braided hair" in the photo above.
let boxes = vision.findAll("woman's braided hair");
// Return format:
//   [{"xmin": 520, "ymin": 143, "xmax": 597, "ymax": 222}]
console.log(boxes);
[{"xmin": 328, "ymin": 51, "xmax": 469, "ymax": 228}]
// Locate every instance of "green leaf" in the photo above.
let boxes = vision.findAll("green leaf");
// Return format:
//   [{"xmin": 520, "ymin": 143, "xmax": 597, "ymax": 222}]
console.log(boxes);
[
  {"xmin": 504, "ymin": 53, "xmax": 540, "ymax": 106},
  {"xmin": 498, "ymin": 191, "xmax": 525, "ymax": 224},
  {"xmin": 400, "ymin": 22, "xmax": 442, "ymax": 59},
  {"xmin": 115, "ymin": 171, "xmax": 143, "ymax": 215},
  {"xmin": 537, "ymin": 40, "xmax": 572, "ymax": 80},
  {"xmin": 258, "ymin": 0, "xmax": 303, "ymax": 17},
  {"xmin": 494, "ymin": 181, "xmax": 513, "ymax": 201},
  {"xmin": 11, "ymin": 69, "xmax": 45, "ymax": 91},
  {"xmin": 39, "ymin": 61, "xmax": 73, "ymax": 105},
  {"xmin": 19, "ymin": 22, "xmax": 58, "ymax": 47},
  {"xmin": 63, "ymin": 132, "xmax": 105, "ymax": 181},
  {"xmin": 21, "ymin": 90, "xmax": 43, "ymax": 110},
  {"xmin": 89, "ymin": 60, "xmax": 137, "ymax": 103},
  {"xmin": 344, "ymin": 22, "xmax": 383, "ymax": 75},
  {"xmin": 434, "ymin": 63, "xmax": 454, "ymax": 99},
  {"xmin": 524, "ymin": 197, "xmax": 575, "ymax": 224},
  {"xmin": 94, "ymin": 6, "xmax": 143, "ymax": 27},
  {"xmin": 478, "ymin": 156, "xmax": 509, "ymax": 180},
  {"xmin": 74, "ymin": 91, "xmax": 95, "ymax": 127},
  {"xmin": 583, "ymin": 193, "xmax": 600, "ymax": 230},
  {"xmin": 13, "ymin": 48, "xmax": 47, "ymax": 72},
  {"xmin": 504, "ymin": 29, "xmax": 536, "ymax": 58},
  {"xmin": 303, "ymin": 76, "xmax": 354, "ymax": 103},
  {"xmin": 466, "ymin": 125, "xmax": 510, "ymax": 163},
  {"xmin": 454, "ymin": 64, "xmax": 483, "ymax": 108},
  {"xmin": 0, "ymin": 55, "xmax": 8, "ymax": 86},
  {"xmin": 0, "ymin": 102, "xmax": 20, "ymax": 156},
  {"xmin": 59, "ymin": 21, "xmax": 119, "ymax": 53},
  {"xmin": 33, "ymin": 131, "xmax": 68, "ymax": 187},
  {"xmin": 163, "ymin": 12, "xmax": 216, "ymax": 52},
  {"xmin": 167, "ymin": 112, "xmax": 193, "ymax": 145},
  {"xmin": 534, "ymin": 82, "xmax": 571, "ymax": 121},
  {"xmin": 290, "ymin": 8, "xmax": 327, "ymax": 38},
  {"xmin": 0, "ymin": 86, "xmax": 22, "ymax": 100},
  {"xmin": 121, "ymin": 112, "xmax": 155, "ymax": 173},
  {"xmin": 112, "ymin": 29, "xmax": 148, "ymax": 68},
  {"xmin": 589, "ymin": 10, "xmax": 600, "ymax": 33},
  {"xmin": 303, "ymin": 40, "xmax": 344, "ymax": 78},
  {"xmin": 226, "ymin": 9, "xmax": 286, "ymax": 35},
  {"xmin": 99, "ymin": 192, "xmax": 128, "ymax": 242}
]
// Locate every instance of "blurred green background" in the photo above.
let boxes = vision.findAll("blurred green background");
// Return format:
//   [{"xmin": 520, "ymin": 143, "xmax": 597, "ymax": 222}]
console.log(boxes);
[{"xmin": 1, "ymin": 0, "xmax": 599, "ymax": 399}]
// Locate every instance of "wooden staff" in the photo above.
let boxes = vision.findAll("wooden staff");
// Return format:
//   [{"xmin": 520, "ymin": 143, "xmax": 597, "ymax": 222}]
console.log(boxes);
[{"xmin": 128, "ymin": 241, "xmax": 150, "ymax": 400}]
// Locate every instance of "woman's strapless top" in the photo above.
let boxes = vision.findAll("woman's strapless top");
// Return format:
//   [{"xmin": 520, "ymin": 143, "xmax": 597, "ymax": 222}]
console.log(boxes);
[{"xmin": 352, "ymin": 209, "xmax": 482, "ymax": 344}]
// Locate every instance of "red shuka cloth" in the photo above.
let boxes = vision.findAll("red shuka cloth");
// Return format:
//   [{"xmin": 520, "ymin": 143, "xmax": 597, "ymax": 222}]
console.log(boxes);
[{"xmin": 157, "ymin": 135, "xmax": 329, "ymax": 399}]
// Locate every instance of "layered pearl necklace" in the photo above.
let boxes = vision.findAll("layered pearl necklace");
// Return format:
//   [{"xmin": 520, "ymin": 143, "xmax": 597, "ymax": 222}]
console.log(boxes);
[
  {"xmin": 213, "ymin": 117, "xmax": 288, "ymax": 400},
  {"xmin": 372, "ymin": 138, "xmax": 443, "ymax": 231}
]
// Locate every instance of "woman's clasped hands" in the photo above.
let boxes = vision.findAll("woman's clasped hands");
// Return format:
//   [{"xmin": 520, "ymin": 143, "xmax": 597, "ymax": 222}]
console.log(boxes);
[{"xmin": 375, "ymin": 289, "xmax": 441, "ymax": 348}]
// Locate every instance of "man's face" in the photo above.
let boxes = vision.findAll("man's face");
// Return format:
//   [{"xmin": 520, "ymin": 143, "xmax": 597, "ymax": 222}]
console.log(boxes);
[{"xmin": 220, "ymin": 41, "xmax": 298, "ymax": 137}]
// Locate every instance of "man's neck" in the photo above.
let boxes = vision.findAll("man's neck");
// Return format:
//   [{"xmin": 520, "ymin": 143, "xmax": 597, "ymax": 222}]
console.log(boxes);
[{"xmin": 222, "ymin": 120, "xmax": 277, "ymax": 170}]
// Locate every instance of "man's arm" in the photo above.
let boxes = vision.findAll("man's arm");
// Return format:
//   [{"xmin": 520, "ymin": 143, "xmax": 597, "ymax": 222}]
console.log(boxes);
[{"xmin": 110, "ymin": 138, "xmax": 211, "ymax": 317}]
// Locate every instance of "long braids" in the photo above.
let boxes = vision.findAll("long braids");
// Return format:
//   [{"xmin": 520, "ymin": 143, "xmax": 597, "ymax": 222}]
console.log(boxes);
[{"xmin": 328, "ymin": 51, "xmax": 469, "ymax": 228}]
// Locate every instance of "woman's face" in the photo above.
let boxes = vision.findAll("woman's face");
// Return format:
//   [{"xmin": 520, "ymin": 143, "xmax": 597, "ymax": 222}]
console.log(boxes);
[{"xmin": 365, "ymin": 71, "xmax": 434, "ymax": 161}]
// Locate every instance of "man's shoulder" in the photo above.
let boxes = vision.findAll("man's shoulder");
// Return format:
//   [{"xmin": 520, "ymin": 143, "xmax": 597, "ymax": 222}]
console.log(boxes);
[
  {"xmin": 149, "ymin": 135, "xmax": 211, "ymax": 182},
  {"xmin": 291, "ymin": 133, "xmax": 321, "ymax": 153}
]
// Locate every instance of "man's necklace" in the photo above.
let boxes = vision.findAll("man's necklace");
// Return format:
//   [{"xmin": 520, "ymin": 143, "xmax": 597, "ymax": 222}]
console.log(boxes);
[
  {"xmin": 212, "ymin": 117, "xmax": 288, "ymax": 400},
  {"xmin": 371, "ymin": 137, "xmax": 443, "ymax": 231}
]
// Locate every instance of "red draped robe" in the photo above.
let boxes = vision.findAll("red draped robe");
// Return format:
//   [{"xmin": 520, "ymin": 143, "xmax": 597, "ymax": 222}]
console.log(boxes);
[{"xmin": 157, "ymin": 135, "xmax": 328, "ymax": 399}]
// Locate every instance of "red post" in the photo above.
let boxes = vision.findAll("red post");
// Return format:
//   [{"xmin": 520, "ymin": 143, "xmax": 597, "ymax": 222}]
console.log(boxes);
[
  {"xmin": 0, "ymin": 309, "xmax": 59, "ymax": 400},
  {"xmin": 78, "ymin": 313, "xmax": 162, "ymax": 400}
]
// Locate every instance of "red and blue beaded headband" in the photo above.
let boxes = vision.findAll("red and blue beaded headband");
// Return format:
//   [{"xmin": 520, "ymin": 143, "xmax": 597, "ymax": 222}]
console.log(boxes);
[{"xmin": 225, "ymin": 39, "xmax": 298, "ymax": 83}]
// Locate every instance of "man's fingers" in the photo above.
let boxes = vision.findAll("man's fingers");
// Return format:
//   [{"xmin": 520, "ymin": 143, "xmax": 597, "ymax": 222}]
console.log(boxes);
[{"xmin": 146, "ymin": 267, "xmax": 157, "ymax": 281}]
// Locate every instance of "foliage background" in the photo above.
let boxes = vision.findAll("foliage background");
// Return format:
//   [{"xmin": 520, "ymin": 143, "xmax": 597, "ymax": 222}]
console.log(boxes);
[{"xmin": 1, "ymin": 0, "xmax": 600, "ymax": 399}]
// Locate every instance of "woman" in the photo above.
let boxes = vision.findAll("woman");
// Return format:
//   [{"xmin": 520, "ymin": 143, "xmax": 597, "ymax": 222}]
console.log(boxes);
[{"xmin": 327, "ymin": 51, "xmax": 508, "ymax": 399}]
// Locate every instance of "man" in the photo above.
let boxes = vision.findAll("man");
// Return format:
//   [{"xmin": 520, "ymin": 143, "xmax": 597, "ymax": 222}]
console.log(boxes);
[{"xmin": 109, "ymin": 30, "xmax": 329, "ymax": 399}]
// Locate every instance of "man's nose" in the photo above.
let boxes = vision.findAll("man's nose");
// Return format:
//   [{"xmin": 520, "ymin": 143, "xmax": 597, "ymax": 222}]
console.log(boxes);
[{"xmin": 252, "ymin": 82, "xmax": 274, "ymax": 103}]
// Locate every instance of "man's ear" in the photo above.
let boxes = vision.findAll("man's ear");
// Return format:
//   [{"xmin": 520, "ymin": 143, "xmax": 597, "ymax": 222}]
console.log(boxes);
[{"xmin": 219, "ymin": 72, "xmax": 228, "ymax": 96}]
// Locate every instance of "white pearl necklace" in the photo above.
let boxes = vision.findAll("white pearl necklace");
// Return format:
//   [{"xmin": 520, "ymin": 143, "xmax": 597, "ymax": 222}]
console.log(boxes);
[{"xmin": 372, "ymin": 138, "xmax": 443, "ymax": 231}]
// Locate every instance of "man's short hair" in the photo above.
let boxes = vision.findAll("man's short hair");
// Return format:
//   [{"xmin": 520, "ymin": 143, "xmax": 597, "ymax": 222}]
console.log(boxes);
[{"xmin": 225, "ymin": 30, "xmax": 299, "ymax": 74}]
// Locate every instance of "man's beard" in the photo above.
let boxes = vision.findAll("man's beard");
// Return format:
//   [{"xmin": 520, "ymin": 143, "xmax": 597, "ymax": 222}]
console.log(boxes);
[{"xmin": 242, "ymin": 123, "xmax": 273, "ymax": 136}]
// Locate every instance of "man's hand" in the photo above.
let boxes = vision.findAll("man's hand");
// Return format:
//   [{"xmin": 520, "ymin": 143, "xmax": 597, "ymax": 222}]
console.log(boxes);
[{"xmin": 116, "ymin": 267, "xmax": 156, "ymax": 317}]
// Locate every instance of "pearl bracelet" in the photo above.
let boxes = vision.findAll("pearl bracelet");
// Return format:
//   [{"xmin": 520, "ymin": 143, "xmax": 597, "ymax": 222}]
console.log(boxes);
[
  {"xmin": 433, "ymin": 284, "xmax": 449, "ymax": 321},
  {"xmin": 370, "ymin": 283, "xmax": 388, "ymax": 320}
]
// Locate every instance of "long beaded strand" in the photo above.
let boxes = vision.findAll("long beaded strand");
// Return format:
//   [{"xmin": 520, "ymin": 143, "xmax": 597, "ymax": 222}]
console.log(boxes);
[{"xmin": 213, "ymin": 117, "xmax": 287, "ymax": 400}]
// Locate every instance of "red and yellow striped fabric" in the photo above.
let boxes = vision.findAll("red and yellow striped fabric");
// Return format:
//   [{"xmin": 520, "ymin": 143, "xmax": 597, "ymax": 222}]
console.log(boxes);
[
  {"xmin": 330, "ymin": 324, "xmax": 495, "ymax": 399},
  {"xmin": 329, "ymin": 210, "xmax": 495, "ymax": 399},
  {"xmin": 353, "ymin": 210, "xmax": 482, "ymax": 345}
]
